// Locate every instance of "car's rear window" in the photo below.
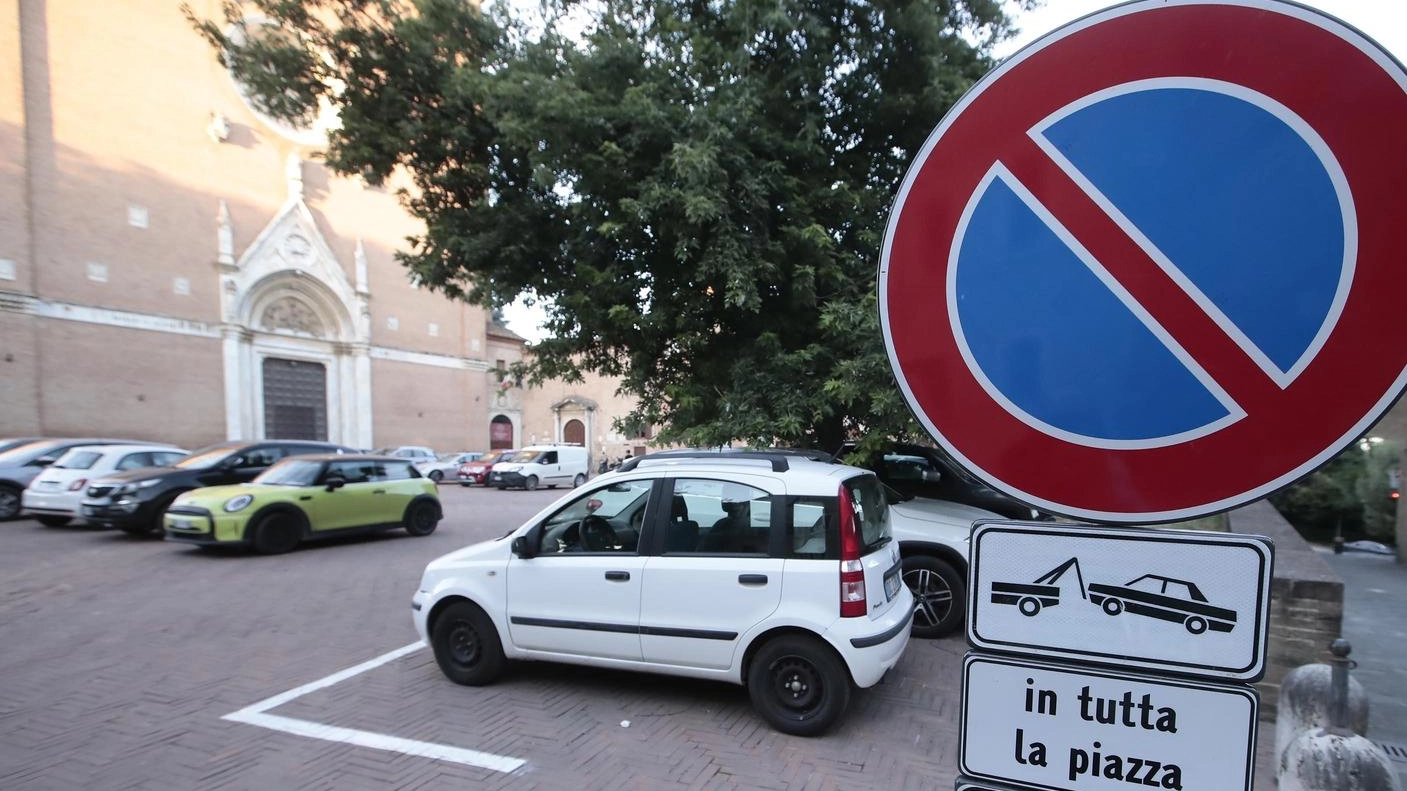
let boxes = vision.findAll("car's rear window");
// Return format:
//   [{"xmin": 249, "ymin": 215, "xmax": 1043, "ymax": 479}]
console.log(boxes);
[
  {"xmin": 844, "ymin": 474, "xmax": 892, "ymax": 554},
  {"xmin": 54, "ymin": 450, "xmax": 102, "ymax": 470}
]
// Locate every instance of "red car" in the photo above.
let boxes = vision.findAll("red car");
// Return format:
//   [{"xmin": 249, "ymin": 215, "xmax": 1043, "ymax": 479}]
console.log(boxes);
[{"xmin": 458, "ymin": 449, "xmax": 515, "ymax": 486}]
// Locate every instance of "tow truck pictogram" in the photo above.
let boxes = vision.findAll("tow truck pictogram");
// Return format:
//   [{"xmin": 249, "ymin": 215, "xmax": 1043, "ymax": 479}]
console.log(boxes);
[{"xmin": 990, "ymin": 556, "xmax": 1086, "ymax": 617}]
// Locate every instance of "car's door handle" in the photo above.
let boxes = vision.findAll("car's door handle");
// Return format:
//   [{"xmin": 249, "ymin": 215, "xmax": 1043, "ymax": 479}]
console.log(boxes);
[
  {"xmin": 298, "ymin": 496, "xmax": 312, "ymax": 501},
  {"xmin": 373, "ymin": 489, "xmax": 386, "ymax": 494},
  {"xmin": 605, "ymin": 571, "xmax": 630, "ymax": 582},
  {"xmin": 738, "ymin": 574, "xmax": 768, "ymax": 586}
]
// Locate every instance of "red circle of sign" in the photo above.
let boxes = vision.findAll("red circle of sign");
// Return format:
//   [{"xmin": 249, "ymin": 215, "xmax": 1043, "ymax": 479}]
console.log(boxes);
[{"xmin": 880, "ymin": 0, "xmax": 1407, "ymax": 522}]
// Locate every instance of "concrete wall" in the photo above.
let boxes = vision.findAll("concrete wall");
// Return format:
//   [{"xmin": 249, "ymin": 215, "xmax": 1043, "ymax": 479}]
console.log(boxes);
[{"xmin": 1231, "ymin": 500, "xmax": 1345, "ymax": 720}]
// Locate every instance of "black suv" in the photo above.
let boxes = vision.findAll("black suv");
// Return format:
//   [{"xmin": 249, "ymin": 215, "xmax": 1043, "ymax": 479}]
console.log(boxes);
[
  {"xmin": 81, "ymin": 440, "xmax": 356, "ymax": 536},
  {"xmin": 837, "ymin": 441, "xmax": 1047, "ymax": 521}
]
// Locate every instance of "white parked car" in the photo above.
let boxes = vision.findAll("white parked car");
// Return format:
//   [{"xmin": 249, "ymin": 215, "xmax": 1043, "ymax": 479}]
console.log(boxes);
[
  {"xmin": 23, "ymin": 444, "xmax": 188, "ymax": 527},
  {"xmin": 886, "ymin": 490, "xmax": 1002, "ymax": 638},
  {"xmin": 415, "ymin": 452, "xmax": 483, "ymax": 483},
  {"xmin": 488, "ymin": 444, "xmax": 590, "ymax": 490},
  {"xmin": 412, "ymin": 450, "xmax": 912, "ymax": 736}
]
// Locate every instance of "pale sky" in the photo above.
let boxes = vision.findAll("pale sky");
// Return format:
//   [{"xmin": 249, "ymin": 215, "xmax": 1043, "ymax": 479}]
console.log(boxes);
[{"xmin": 501, "ymin": 0, "xmax": 1406, "ymax": 343}]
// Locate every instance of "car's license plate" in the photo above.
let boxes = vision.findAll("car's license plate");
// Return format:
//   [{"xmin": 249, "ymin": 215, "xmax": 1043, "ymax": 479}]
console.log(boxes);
[
  {"xmin": 884, "ymin": 566, "xmax": 902, "ymax": 601},
  {"xmin": 81, "ymin": 505, "xmax": 96, "ymax": 516},
  {"xmin": 172, "ymin": 519, "xmax": 192, "ymax": 529}
]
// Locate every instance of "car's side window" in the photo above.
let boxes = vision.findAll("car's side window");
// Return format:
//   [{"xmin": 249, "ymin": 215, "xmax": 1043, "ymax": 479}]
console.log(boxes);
[
  {"xmin": 666, "ymin": 479, "xmax": 772, "ymax": 555},
  {"xmin": 535, "ymin": 479, "xmax": 653, "ymax": 554},
  {"xmin": 326, "ymin": 460, "xmax": 375, "ymax": 484},
  {"xmin": 540, "ymin": 451, "xmax": 558, "ymax": 465},
  {"xmin": 115, "ymin": 452, "xmax": 150, "ymax": 471},
  {"xmin": 376, "ymin": 462, "xmax": 415, "ymax": 481},
  {"xmin": 788, "ymin": 497, "xmax": 837, "ymax": 558},
  {"xmin": 241, "ymin": 446, "xmax": 287, "ymax": 468}
]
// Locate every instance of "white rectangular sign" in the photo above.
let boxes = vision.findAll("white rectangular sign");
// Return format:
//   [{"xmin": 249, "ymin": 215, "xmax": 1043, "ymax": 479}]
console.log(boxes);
[
  {"xmin": 960, "ymin": 654, "xmax": 1258, "ymax": 791},
  {"xmin": 967, "ymin": 521, "xmax": 1273, "ymax": 680}
]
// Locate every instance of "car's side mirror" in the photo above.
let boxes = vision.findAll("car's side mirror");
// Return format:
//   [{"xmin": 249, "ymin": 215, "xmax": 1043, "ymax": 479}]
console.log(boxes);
[
  {"xmin": 325, "ymin": 475, "xmax": 347, "ymax": 492},
  {"xmin": 511, "ymin": 525, "xmax": 541, "ymax": 558},
  {"xmin": 921, "ymin": 470, "xmax": 942, "ymax": 484},
  {"xmin": 30, "ymin": 458, "xmax": 55, "ymax": 468},
  {"xmin": 540, "ymin": 458, "xmax": 551, "ymax": 465}
]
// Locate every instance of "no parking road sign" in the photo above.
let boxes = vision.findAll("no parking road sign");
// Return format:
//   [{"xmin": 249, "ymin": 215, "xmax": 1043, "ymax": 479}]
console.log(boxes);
[{"xmin": 880, "ymin": 0, "xmax": 1407, "ymax": 522}]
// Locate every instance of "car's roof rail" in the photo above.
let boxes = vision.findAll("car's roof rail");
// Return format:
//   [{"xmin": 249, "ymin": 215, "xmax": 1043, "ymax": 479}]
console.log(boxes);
[{"xmin": 618, "ymin": 450, "xmax": 792, "ymax": 473}]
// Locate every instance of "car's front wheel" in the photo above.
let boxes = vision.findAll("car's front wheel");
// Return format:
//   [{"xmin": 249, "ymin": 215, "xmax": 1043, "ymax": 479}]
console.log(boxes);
[
  {"xmin": 251, "ymin": 512, "xmax": 302, "ymax": 555},
  {"xmin": 404, "ymin": 500, "xmax": 440, "ymax": 537},
  {"xmin": 0, "ymin": 485, "xmax": 22, "ymax": 520},
  {"xmin": 431, "ymin": 601, "xmax": 505, "ymax": 686},
  {"xmin": 902, "ymin": 555, "xmax": 965, "ymax": 638},
  {"xmin": 36, "ymin": 515, "xmax": 72, "ymax": 527},
  {"xmin": 746, "ymin": 635, "xmax": 851, "ymax": 736},
  {"xmin": 524, "ymin": 475, "xmax": 539, "ymax": 491}
]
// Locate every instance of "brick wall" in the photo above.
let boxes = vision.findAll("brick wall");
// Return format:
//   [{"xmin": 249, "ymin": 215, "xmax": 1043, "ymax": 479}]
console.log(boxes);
[{"xmin": 1229, "ymin": 500, "xmax": 1343, "ymax": 720}]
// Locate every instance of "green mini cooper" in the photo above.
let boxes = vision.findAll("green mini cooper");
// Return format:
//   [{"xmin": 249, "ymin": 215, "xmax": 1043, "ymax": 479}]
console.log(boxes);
[{"xmin": 163, "ymin": 454, "xmax": 442, "ymax": 554}]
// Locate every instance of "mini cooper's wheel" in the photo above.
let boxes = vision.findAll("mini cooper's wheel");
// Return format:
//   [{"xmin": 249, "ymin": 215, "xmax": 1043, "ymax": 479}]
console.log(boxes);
[
  {"xmin": 573, "ymin": 473, "xmax": 586, "ymax": 487},
  {"xmin": 251, "ymin": 511, "xmax": 301, "ymax": 555},
  {"xmin": 404, "ymin": 500, "xmax": 440, "ymax": 537},
  {"xmin": 0, "ymin": 484, "xmax": 22, "ymax": 520},
  {"xmin": 36, "ymin": 515, "xmax": 72, "ymax": 527},
  {"xmin": 524, "ymin": 475, "xmax": 539, "ymax": 491},
  {"xmin": 428, "ymin": 470, "xmax": 444, "ymax": 483},
  {"xmin": 1102, "ymin": 598, "xmax": 1124, "ymax": 616},
  {"xmin": 902, "ymin": 555, "xmax": 965, "ymax": 638},
  {"xmin": 747, "ymin": 635, "xmax": 850, "ymax": 736},
  {"xmin": 431, "ymin": 601, "xmax": 505, "ymax": 686}
]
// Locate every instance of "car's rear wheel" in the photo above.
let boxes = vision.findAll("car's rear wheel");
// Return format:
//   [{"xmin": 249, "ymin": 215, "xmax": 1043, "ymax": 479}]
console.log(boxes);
[
  {"xmin": 404, "ymin": 500, "xmax": 440, "ymax": 537},
  {"xmin": 746, "ymin": 635, "xmax": 850, "ymax": 736},
  {"xmin": 1185, "ymin": 616, "xmax": 1208, "ymax": 635},
  {"xmin": 431, "ymin": 601, "xmax": 505, "ymax": 686},
  {"xmin": 0, "ymin": 485, "xmax": 22, "ymax": 520},
  {"xmin": 36, "ymin": 515, "xmax": 72, "ymax": 527},
  {"xmin": 524, "ymin": 475, "xmax": 539, "ymax": 491},
  {"xmin": 428, "ymin": 470, "xmax": 444, "ymax": 483},
  {"xmin": 251, "ymin": 512, "xmax": 301, "ymax": 555},
  {"xmin": 902, "ymin": 555, "xmax": 965, "ymax": 638}
]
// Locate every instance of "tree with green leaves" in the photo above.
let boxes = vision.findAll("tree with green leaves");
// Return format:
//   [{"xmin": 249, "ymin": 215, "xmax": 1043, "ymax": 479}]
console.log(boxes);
[{"xmin": 186, "ymin": 0, "xmax": 1023, "ymax": 452}]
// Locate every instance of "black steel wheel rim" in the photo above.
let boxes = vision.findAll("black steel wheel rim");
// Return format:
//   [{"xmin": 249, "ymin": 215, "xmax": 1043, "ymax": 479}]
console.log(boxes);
[
  {"xmin": 449, "ymin": 619, "xmax": 481, "ymax": 667},
  {"xmin": 770, "ymin": 655, "xmax": 823, "ymax": 717},
  {"xmin": 904, "ymin": 567, "xmax": 954, "ymax": 628}
]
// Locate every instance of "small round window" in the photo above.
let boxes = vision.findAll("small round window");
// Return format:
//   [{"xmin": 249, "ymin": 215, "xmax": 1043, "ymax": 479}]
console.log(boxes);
[{"xmin": 226, "ymin": 17, "xmax": 340, "ymax": 146}]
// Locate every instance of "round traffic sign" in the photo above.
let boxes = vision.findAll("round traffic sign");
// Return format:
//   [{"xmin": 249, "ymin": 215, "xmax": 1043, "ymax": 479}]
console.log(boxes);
[{"xmin": 880, "ymin": 0, "xmax": 1407, "ymax": 522}]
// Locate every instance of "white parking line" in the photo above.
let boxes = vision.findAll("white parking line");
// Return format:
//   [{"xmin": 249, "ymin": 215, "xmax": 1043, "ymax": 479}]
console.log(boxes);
[{"xmin": 222, "ymin": 642, "xmax": 526, "ymax": 774}]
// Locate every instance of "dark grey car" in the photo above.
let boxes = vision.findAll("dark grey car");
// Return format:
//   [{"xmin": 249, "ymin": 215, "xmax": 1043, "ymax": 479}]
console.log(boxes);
[{"xmin": 0, "ymin": 439, "xmax": 148, "ymax": 520}]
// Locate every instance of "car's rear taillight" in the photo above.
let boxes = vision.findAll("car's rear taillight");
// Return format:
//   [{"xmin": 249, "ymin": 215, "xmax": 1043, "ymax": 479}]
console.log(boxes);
[
  {"xmin": 838, "ymin": 484, "xmax": 867, "ymax": 618},
  {"xmin": 68, "ymin": 478, "xmax": 87, "ymax": 491}
]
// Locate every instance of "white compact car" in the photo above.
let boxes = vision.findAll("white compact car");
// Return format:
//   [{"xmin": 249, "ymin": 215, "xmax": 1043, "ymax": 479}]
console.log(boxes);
[
  {"xmin": 886, "ymin": 491, "xmax": 1002, "ymax": 639},
  {"xmin": 415, "ymin": 452, "xmax": 482, "ymax": 483},
  {"xmin": 23, "ymin": 444, "xmax": 188, "ymax": 526},
  {"xmin": 413, "ymin": 450, "xmax": 912, "ymax": 736}
]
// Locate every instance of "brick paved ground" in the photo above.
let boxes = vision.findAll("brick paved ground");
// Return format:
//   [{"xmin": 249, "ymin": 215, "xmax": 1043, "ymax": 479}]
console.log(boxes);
[{"xmin": 0, "ymin": 484, "xmax": 1280, "ymax": 790}]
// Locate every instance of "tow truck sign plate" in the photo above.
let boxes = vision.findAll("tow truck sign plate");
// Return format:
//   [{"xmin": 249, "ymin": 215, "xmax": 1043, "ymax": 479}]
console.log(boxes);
[{"xmin": 967, "ymin": 522, "xmax": 1273, "ymax": 681}]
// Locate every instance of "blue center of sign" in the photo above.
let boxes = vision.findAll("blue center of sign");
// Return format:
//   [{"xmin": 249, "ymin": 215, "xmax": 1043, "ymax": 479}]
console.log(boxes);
[{"xmin": 954, "ymin": 85, "xmax": 1346, "ymax": 445}]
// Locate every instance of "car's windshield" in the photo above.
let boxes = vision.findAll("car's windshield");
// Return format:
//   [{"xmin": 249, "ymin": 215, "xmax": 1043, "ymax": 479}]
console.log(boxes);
[
  {"xmin": 53, "ymin": 450, "xmax": 103, "ymax": 470},
  {"xmin": 507, "ymin": 451, "xmax": 541, "ymax": 463},
  {"xmin": 254, "ymin": 459, "xmax": 323, "ymax": 486},
  {"xmin": 174, "ymin": 443, "xmax": 242, "ymax": 469},
  {"xmin": 0, "ymin": 441, "xmax": 60, "ymax": 467},
  {"xmin": 478, "ymin": 450, "xmax": 508, "ymax": 464}
]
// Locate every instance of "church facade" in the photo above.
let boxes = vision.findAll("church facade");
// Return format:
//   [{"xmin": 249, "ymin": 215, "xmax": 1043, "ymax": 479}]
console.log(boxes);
[{"xmin": 0, "ymin": 0, "xmax": 645, "ymax": 462}]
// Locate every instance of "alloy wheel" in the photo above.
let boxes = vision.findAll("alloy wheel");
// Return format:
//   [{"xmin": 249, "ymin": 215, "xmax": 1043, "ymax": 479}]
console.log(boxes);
[{"xmin": 904, "ymin": 567, "xmax": 954, "ymax": 630}]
